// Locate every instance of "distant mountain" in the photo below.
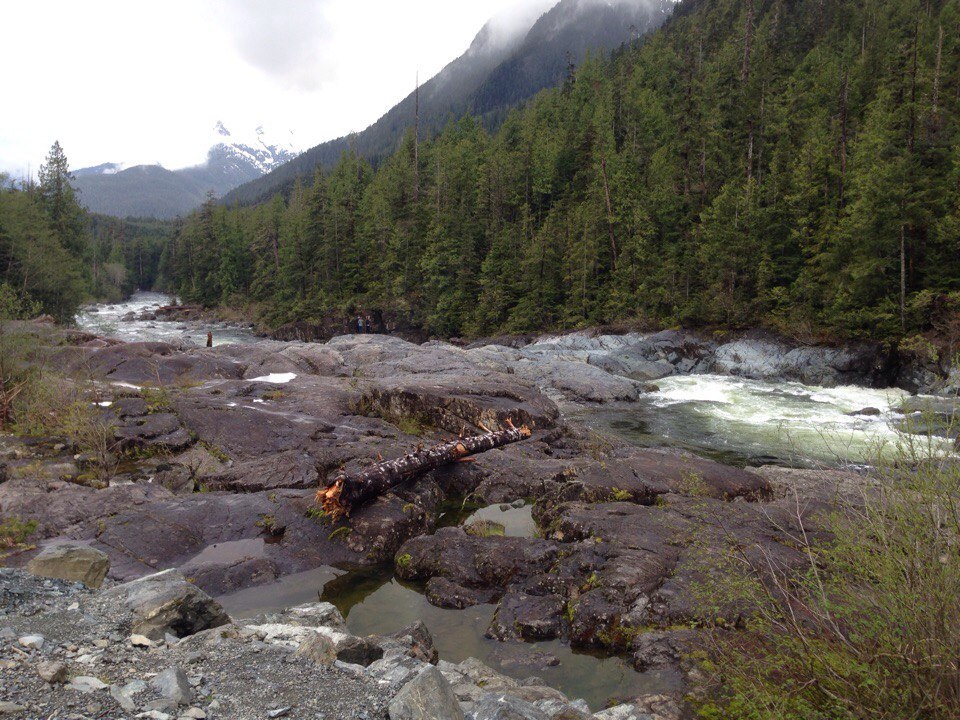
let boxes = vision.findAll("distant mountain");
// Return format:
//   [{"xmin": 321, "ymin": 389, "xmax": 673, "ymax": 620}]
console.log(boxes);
[
  {"xmin": 221, "ymin": 0, "xmax": 675, "ymax": 208},
  {"xmin": 73, "ymin": 123, "xmax": 299, "ymax": 219}
]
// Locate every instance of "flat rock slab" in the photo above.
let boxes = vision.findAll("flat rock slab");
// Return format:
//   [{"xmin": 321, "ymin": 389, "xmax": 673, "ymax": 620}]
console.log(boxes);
[{"xmin": 27, "ymin": 544, "xmax": 110, "ymax": 589}]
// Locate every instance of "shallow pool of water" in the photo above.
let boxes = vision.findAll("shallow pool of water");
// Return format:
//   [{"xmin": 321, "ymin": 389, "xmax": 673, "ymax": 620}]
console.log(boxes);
[
  {"xmin": 327, "ymin": 567, "xmax": 678, "ymax": 710},
  {"xmin": 579, "ymin": 374, "xmax": 949, "ymax": 468},
  {"xmin": 218, "ymin": 563, "xmax": 676, "ymax": 710}
]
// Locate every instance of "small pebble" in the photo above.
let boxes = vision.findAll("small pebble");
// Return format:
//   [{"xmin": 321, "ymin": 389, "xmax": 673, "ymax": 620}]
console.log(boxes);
[
  {"xmin": 38, "ymin": 660, "xmax": 69, "ymax": 684},
  {"xmin": 131, "ymin": 634, "xmax": 154, "ymax": 648},
  {"xmin": 268, "ymin": 709, "xmax": 292, "ymax": 719},
  {"xmin": 19, "ymin": 634, "xmax": 44, "ymax": 650}
]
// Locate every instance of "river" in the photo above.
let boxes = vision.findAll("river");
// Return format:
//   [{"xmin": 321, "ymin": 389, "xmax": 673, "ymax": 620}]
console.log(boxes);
[
  {"xmin": 77, "ymin": 292, "xmax": 951, "ymax": 710},
  {"xmin": 76, "ymin": 291, "xmax": 259, "ymax": 347}
]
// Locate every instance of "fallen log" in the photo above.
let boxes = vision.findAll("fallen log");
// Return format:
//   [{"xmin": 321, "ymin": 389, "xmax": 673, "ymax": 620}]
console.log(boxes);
[{"xmin": 316, "ymin": 420, "xmax": 532, "ymax": 519}]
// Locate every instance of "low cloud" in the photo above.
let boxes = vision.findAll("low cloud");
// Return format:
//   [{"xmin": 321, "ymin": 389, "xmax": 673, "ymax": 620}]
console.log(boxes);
[{"xmin": 213, "ymin": 0, "xmax": 334, "ymax": 91}]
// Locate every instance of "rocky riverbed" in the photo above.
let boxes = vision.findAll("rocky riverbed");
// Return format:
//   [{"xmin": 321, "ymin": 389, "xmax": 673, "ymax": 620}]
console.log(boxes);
[{"xmin": 1, "ymin": 310, "xmax": 958, "ymax": 718}]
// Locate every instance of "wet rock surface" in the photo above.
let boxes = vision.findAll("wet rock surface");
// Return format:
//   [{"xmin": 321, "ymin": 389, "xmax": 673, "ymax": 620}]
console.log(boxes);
[{"xmin": 0, "ymin": 325, "xmax": 915, "ymax": 715}]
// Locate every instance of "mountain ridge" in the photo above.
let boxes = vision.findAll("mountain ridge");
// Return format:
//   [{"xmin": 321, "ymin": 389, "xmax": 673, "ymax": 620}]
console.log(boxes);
[
  {"xmin": 72, "ymin": 122, "xmax": 298, "ymax": 219},
  {"xmin": 220, "ymin": 0, "xmax": 675, "ymax": 208}
]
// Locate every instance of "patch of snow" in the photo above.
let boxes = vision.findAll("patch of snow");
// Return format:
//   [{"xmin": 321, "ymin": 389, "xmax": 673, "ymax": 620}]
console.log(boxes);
[{"xmin": 249, "ymin": 373, "xmax": 296, "ymax": 384}]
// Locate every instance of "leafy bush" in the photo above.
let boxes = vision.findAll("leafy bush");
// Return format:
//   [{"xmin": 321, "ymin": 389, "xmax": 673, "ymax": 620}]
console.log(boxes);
[
  {"xmin": 695, "ymin": 437, "xmax": 960, "ymax": 719},
  {"xmin": 0, "ymin": 516, "xmax": 38, "ymax": 551},
  {"xmin": 0, "ymin": 282, "xmax": 42, "ymax": 427}
]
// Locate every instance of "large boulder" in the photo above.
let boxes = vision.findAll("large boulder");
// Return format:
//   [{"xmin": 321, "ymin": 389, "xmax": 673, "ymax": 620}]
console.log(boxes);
[
  {"xmin": 471, "ymin": 693, "xmax": 550, "ymax": 720},
  {"xmin": 388, "ymin": 665, "xmax": 465, "ymax": 720},
  {"xmin": 26, "ymin": 544, "xmax": 110, "ymax": 589},
  {"xmin": 511, "ymin": 358, "xmax": 641, "ymax": 404},
  {"xmin": 98, "ymin": 569, "xmax": 231, "ymax": 640}
]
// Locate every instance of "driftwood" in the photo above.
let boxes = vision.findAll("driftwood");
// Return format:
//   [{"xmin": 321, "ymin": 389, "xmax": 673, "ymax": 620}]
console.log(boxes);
[{"xmin": 317, "ymin": 420, "xmax": 532, "ymax": 519}]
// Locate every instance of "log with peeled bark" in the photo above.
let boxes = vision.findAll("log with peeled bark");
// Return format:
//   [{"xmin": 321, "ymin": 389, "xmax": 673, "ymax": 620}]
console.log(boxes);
[{"xmin": 316, "ymin": 420, "xmax": 532, "ymax": 520}]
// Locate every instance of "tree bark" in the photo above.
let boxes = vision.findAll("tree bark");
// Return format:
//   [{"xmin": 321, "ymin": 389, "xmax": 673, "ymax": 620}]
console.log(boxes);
[
  {"xmin": 900, "ymin": 223, "xmax": 907, "ymax": 333},
  {"xmin": 600, "ymin": 158, "xmax": 618, "ymax": 270},
  {"xmin": 317, "ymin": 422, "xmax": 532, "ymax": 519}
]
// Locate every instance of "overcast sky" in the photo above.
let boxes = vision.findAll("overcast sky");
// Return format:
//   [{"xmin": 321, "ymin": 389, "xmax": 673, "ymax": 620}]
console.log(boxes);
[{"xmin": 0, "ymin": 0, "xmax": 556, "ymax": 176}]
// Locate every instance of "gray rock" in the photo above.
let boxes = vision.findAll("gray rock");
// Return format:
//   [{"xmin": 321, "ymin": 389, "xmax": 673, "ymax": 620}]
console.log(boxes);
[
  {"xmin": 18, "ymin": 634, "xmax": 44, "ymax": 650},
  {"xmin": 388, "ymin": 665, "xmax": 465, "ymax": 720},
  {"xmin": 848, "ymin": 407, "xmax": 881, "ymax": 416},
  {"xmin": 366, "ymin": 655, "xmax": 429, "ymax": 690},
  {"xmin": 471, "ymin": 693, "xmax": 550, "ymax": 720},
  {"xmin": 0, "ymin": 702, "xmax": 26, "ymax": 715},
  {"xmin": 900, "ymin": 395, "xmax": 960, "ymax": 418},
  {"xmin": 332, "ymin": 632, "xmax": 384, "ymax": 667},
  {"xmin": 37, "ymin": 660, "xmax": 68, "ymax": 683},
  {"xmin": 67, "ymin": 675, "xmax": 109, "ymax": 693},
  {"xmin": 511, "ymin": 358, "xmax": 640, "ymax": 404},
  {"xmin": 111, "ymin": 683, "xmax": 138, "ymax": 712},
  {"xmin": 282, "ymin": 601, "xmax": 347, "ymax": 630},
  {"xmin": 151, "ymin": 667, "xmax": 193, "ymax": 707},
  {"xmin": 294, "ymin": 631, "xmax": 337, "ymax": 666},
  {"xmin": 592, "ymin": 705, "xmax": 655, "ymax": 720},
  {"xmin": 390, "ymin": 620, "xmax": 439, "ymax": 664},
  {"xmin": 100, "ymin": 569, "xmax": 230, "ymax": 640},
  {"xmin": 531, "ymin": 699, "xmax": 593, "ymax": 720},
  {"xmin": 292, "ymin": 626, "xmax": 384, "ymax": 667}
]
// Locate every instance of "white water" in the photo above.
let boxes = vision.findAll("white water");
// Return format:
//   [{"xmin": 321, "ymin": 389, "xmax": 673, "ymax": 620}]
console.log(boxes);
[
  {"xmin": 76, "ymin": 291, "xmax": 259, "ymax": 347},
  {"xmin": 584, "ymin": 374, "xmax": 952, "ymax": 467}
]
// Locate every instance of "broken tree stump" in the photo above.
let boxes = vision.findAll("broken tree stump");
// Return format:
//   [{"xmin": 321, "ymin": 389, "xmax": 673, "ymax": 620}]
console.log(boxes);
[{"xmin": 316, "ymin": 421, "xmax": 532, "ymax": 519}]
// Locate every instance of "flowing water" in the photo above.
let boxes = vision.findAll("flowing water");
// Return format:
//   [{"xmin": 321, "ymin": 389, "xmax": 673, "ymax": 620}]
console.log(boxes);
[
  {"xmin": 577, "ymin": 374, "xmax": 950, "ymax": 468},
  {"xmin": 76, "ymin": 291, "xmax": 259, "ymax": 346},
  {"xmin": 83, "ymin": 294, "xmax": 953, "ymax": 707}
]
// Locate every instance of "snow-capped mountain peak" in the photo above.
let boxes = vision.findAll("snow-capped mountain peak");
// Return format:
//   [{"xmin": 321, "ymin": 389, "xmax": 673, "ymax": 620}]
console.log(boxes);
[{"xmin": 206, "ymin": 121, "xmax": 300, "ymax": 176}]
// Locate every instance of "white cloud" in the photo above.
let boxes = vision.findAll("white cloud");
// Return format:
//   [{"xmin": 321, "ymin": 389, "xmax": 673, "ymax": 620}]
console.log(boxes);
[{"xmin": 0, "ymin": 0, "xmax": 556, "ymax": 176}]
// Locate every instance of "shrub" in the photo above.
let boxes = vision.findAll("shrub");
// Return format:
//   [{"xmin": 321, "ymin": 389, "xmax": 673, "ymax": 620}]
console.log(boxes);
[{"xmin": 695, "ymin": 438, "xmax": 960, "ymax": 719}]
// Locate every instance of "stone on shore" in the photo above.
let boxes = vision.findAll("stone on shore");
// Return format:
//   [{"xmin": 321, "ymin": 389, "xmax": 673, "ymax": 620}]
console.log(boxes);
[
  {"xmin": 388, "ymin": 665, "xmax": 464, "ymax": 720},
  {"xmin": 27, "ymin": 544, "xmax": 111, "ymax": 589},
  {"xmin": 98, "ymin": 569, "xmax": 231, "ymax": 640}
]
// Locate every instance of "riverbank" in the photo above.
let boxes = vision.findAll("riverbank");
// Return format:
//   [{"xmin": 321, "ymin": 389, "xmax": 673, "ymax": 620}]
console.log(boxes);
[{"xmin": 1, "ymin": 315, "xmax": 957, "ymax": 717}]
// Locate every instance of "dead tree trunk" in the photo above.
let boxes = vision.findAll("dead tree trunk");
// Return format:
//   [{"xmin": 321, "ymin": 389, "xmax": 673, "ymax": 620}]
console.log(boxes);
[{"xmin": 317, "ymin": 422, "xmax": 532, "ymax": 519}]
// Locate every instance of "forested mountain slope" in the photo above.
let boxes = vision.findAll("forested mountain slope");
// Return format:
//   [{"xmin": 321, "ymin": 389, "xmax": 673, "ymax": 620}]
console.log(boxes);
[
  {"xmin": 162, "ymin": 0, "xmax": 960, "ymax": 342},
  {"xmin": 220, "ymin": 0, "xmax": 675, "ymax": 208}
]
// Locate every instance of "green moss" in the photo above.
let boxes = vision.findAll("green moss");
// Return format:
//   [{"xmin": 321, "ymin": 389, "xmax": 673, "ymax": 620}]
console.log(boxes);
[
  {"xmin": 394, "ymin": 415, "xmax": 427, "ymax": 437},
  {"xmin": 583, "ymin": 572, "xmax": 602, "ymax": 591},
  {"xmin": 141, "ymin": 387, "xmax": 173, "ymax": 414},
  {"xmin": 464, "ymin": 519, "xmax": 506, "ymax": 537},
  {"xmin": 200, "ymin": 441, "xmax": 230, "ymax": 464},
  {"xmin": 1, "ymin": 516, "xmax": 38, "ymax": 548},
  {"xmin": 611, "ymin": 487, "xmax": 633, "ymax": 502},
  {"xmin": 397, "ymin": 553, "xmax": 412, "ymax": 569},
  {"xmin": 306, "ymin": 506, "xmax": 329, "ymax": 522},
  {"xmin": 328, "ymin": 526, "xmax": 352, "ymax": 542}
]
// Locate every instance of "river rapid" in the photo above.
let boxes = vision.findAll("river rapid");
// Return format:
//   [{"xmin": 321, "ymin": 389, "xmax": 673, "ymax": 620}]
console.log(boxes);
[
  {"xmin": 76, "ymin": 291, "xmax": 259, "ymax": 347},
  {"xmin": 579, "ymin": 375, "xmax": 922, "ymax": 468}
]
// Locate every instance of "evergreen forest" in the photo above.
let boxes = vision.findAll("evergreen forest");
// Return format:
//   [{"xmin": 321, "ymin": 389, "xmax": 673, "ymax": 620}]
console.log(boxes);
[{"xmin": 160, "ymin": 0, "xmax": 960, "ymax": 342}]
